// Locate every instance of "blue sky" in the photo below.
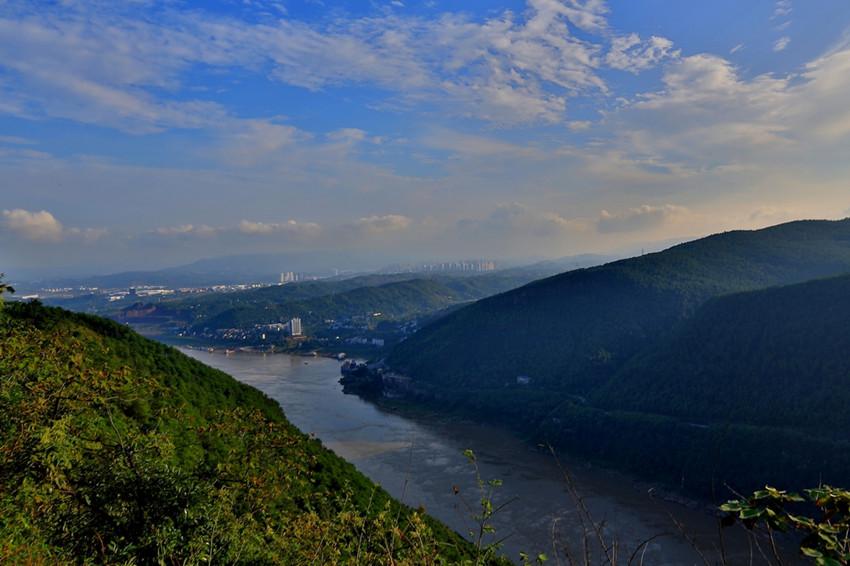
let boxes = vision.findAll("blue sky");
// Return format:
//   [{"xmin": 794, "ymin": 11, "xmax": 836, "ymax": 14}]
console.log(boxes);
[{"xmin": 2, "ymin": 0, "xmax": 850, "ymax": 275}]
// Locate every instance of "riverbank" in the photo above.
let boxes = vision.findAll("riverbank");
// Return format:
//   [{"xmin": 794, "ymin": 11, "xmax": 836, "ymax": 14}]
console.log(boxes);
[
  {"xmin": 169, "ymin": 339, "xmax": 749, "ymax": 520},
  {"xmin": 342, "ymin": 377, "xmax": 723, "ymax": 517},
  {"xmin": 182, "ymin": 348, "xmax": 803, "ymax": 564}
]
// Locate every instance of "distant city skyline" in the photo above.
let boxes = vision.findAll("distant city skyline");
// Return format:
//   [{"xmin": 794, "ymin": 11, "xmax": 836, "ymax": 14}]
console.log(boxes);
[{"xmin": 2, "ymin": 0, "xmax": 850, "ymax": 276}]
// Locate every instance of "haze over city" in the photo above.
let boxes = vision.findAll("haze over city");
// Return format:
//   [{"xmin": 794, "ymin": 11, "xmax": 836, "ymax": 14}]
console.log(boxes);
[{"xmin": 3, "ymin": 0, "xmax": 850, "ymax": 277}]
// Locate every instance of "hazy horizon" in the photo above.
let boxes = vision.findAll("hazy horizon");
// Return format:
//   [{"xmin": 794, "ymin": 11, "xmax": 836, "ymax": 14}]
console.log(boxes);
[{"xmin": 3, "ymin": 0, "xmax": 850, "ymax": 276}]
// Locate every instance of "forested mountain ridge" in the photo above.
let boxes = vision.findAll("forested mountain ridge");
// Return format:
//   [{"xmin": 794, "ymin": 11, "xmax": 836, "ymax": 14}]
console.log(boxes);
[
  {"xmin": 380, "ymin": 219, "xmax": 850, "ymax": 497},
  {"xmin": 0, "ymin": 301, "xmax": 487, "ymax": 564},
  {"xmin": 388, "ymin": 218, "xmax": 850, "ymax": 392},
  {"xmin": 162, "ymin": 272, "xmax": 550, "ymax": 331},
  {"xmin": 594, "ymin": 273, "xmax": 850, "ymax": 434}
]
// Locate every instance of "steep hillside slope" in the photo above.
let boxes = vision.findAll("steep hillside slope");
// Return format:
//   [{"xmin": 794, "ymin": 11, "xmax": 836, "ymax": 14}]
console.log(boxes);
[
  {"xmin": 594, "ymin": 274, "xmax": 850, "ymax": 433},
  {"xmin": 389, "ymin": 219, "xmax": 850, "ymax": 392},
  {"xmin": 0, "ymin": 301, "xmax": 483, "ymax": 564}
]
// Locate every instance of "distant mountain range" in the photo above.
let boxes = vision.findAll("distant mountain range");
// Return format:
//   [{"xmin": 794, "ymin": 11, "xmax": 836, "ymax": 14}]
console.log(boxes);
[
  {"xmin": 21, "ymin": 251, "xmax": 616, "ymax": 291},
  {"xmin": 386, "ymin": 219, "xmax": 850, "ymax": 496},
  {"xmin": 153, "ymin": 270, "xmax": 578, "ymax": 333},
  {"xmin": 27, "ymin": 251, "xmax": 371, "ymax": 289}
]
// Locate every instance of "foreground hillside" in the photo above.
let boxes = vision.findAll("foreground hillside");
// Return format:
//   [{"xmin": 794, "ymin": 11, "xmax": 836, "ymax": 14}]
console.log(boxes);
[
  {"xmin": 389, "ymin": 219, "xmax": 850, "ymax": 393},
  {"xmin": 0, "ymin": 301, "xmax": 484, "ymax": 564}
]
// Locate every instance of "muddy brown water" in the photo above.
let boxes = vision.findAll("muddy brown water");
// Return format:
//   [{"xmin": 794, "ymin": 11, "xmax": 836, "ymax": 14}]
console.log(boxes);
[{"xmin": 182, "ymin": 348, "xmax": 802, "ymax": 565}]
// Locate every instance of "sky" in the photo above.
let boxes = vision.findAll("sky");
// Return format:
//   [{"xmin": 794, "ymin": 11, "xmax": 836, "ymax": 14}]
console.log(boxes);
[{"xmin": 2, "ymin": 0, "xmax": 850, "ymax": 277}]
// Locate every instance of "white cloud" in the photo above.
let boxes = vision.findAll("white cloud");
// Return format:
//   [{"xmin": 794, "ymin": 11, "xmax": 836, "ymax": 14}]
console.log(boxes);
[
  {"xmin": 773, "ymin": 0, "xmax": 792, "ymax": 19},
  {"xmin": 219, "ymin": 119, "xmax": 304, "ymax": 165},
  {"xmin": 459, "ymin": 203, "xmax": 585, "ymax": 238},
  {"xmin": 605, "ymin": 54, "xmax": 795, "ymax": 171},
  {"xmin": 422, "ymin": 129, "xmax": 541, "ymax": 158},
  {"xmin": 0, "ymin": 0, "xmax": 660, "ymax": 128},
  {"xmin": 352, "ymin": 214, "xmax": 413, "ymax": 235},
  {"xmin": 774, "ymin": 36, "xmax": 791, "ymax": 52},
  {"xmin": 238, "ymin": 219, "xmax": 322, "ymax": 237},
  {"xmin": 1, "ymin": 208, "xmax": 107, "ymax": 244},
  {"xmin": 606, "ymin": 34, "xmax": 679, "ymax": 73},
  {"xmin": 2, "ymin": 208, "xmax": 64, "ymax": 242},
  {"xmin": 567, "ymin": 120, "xmax": 592, "ymax": 131},
  {"xmin": 327, "ymin": 128, "xmax": 369, "ymax": 144},
  {"xmin": 597, "ymin": 205, "xmax": 688, "ymax": 233},
  {"xmin": 67, "ymin": 227, "xmax": 108, "ymax": 242},
  {"xmin": 626, "ymin": 47, "xmax": 850, "ymax": 156},
  {"xmin": 748, "ymin": 207, "xmax": 793, "ymax": 226},
  {"xmin": 155, "ymin": 224, "xmax": 217, "ymax": 237}
]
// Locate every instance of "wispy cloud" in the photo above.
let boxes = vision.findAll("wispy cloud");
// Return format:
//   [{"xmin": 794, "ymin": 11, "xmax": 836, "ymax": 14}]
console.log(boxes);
[
  {"xmin": 774, "ymin": 36, "xmax": 791, "ymax": 52},
  {"xmin": 0, "ymin": 0, "xmax": 676, "ymax": 129},
  {"xmin": 238, "ymin": 219, "xmax": 322, "ymax": 237},
  {"xmin": 351, "ymin": 214, "xmax": 413, "ymax": 235},
  {"xmin": 606, "ymin": 34, "xmax": 679, "ymax": 73},
  {"xmin": 597, "ymin": 205, "xmax": 688, "ymax": 233},
  {"xmin": 773, "ymin": 0, "xmax": 793, "ymax": 19}
]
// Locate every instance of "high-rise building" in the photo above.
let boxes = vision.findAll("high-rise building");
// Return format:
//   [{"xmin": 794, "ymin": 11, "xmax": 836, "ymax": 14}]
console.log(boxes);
[
  {"xmin": 289, "ymin": 317, "xmax": 303, "ymax": 337},
  {"xmin": 280, "ymin": 272, "xmax": 298, "ymax": 285},
  {"xmin": 418, "ymin": 260, "xmax": 496, "ymax": 273}
]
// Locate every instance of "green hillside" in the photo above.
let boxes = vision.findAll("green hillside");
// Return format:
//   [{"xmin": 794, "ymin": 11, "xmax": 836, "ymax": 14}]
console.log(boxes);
[
  {"xmin": 0, "ymin": 300, "xmax": 487, "ymax": 564},
  {"xmin": 383, "ymin": 219, "xmax": 850, "ymax": 497},
  {"xmin": 595, "ymin": 274, "xmax": 850, "ymax": 433},
  {"xmin": 176, "ymin": 274, "xmax": 542, "ymax": 332},
  {"xmin": 171, "ymin": 273, "xmax": 423, "ymax": 321},
  {"xmin": 528, "ymin": 275, "xmax": 850, "ymax": 496},
  {"xmin": 389, "ymin": 219, "xmax": 850, "ymax": 392}
]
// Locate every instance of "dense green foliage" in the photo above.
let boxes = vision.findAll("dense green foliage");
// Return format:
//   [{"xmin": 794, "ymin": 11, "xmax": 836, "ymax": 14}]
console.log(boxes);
[
  {"xmin": 596, "ymin": 274, "xmax": 850, "ymax": 433},
  {"xmin": 0, "ymin": 301, "xmax": 488, "ymax": 564},
  {"xmin": 166, "ymin": 273, "xmax": 546, "ymax": 331},
  {"xmin": 390, "ymin": 219, "xmax": 850, "ymax": 391},
  {"xmin": 386, "ymin": 219, "xmax": 850, "ymax": 497}
]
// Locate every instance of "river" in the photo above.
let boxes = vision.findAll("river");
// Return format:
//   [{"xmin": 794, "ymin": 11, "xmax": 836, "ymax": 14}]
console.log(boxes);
[{"xmin": 181, "ymin": 348, "xmax": 797, "ymax": 565}]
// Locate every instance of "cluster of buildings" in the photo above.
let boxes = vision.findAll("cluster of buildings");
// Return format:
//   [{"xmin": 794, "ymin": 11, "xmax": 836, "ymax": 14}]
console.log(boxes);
[
  {"xmin": 31, "ymin": 282, "xmax": 275, "ymax": 304},
  {"xmin": 252, "ymin": 317, "xmax": 304, "ymax": 339},
  {"xmin": 109, "ymin": 286, "xmax": 176, "ymax": 302},
  {"xmin": 346, "ymin": 336, "xmax": 385, "ymax": 347},
  {"xmin": 279, "ymin": 272, "xmax": 300, "ymax": 285},
  {"xmin": 279, "ymin": 271, "xmax": 326, "ymax": 285},
  {"xmin": 382, "ymin": 260, "xmax": 497, "ymax": 274},
  {"xmin": 324, "ymin": 314, "xmax": 372, "ymax": 331},
  {"xmin": 256, "ymin": 317, "xmax": 303, "ymax": 337},
  {"xmin": 189, "ymin": 317, "xmax": 304, "ymax": 344}
]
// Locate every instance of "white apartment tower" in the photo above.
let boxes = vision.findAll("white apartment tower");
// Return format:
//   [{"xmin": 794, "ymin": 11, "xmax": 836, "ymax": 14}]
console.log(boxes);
[{"xmin": 289, "ymin": 317, "xmax": 303, "ymax": 337}]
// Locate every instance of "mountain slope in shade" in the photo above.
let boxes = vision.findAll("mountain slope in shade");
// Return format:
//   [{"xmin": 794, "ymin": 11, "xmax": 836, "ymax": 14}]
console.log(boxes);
[
  {"xmin": 594, "ymin": 273, "xmax": 850, "ymax": 434},
  {"xmin": 388, "ymin": 219, "xmax": 850, "ymax": 393}
]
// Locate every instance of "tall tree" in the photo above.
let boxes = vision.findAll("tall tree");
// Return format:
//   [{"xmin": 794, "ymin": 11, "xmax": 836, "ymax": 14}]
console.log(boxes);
[{"xmin": 0, "ymin": 274, "xmax": 14, "ymax": 303}]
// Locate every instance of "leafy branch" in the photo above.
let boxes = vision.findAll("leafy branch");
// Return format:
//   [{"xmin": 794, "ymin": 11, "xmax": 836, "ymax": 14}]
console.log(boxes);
[{"xmin": 721, "ymin": 485, "xmax": 850, "ymax": 565}]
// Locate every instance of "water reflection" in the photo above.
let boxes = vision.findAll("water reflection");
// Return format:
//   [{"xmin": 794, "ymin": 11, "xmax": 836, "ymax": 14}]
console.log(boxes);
[{"xmin": 182, "ymin": 349, "xmax": 799, "ymax": 565}]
